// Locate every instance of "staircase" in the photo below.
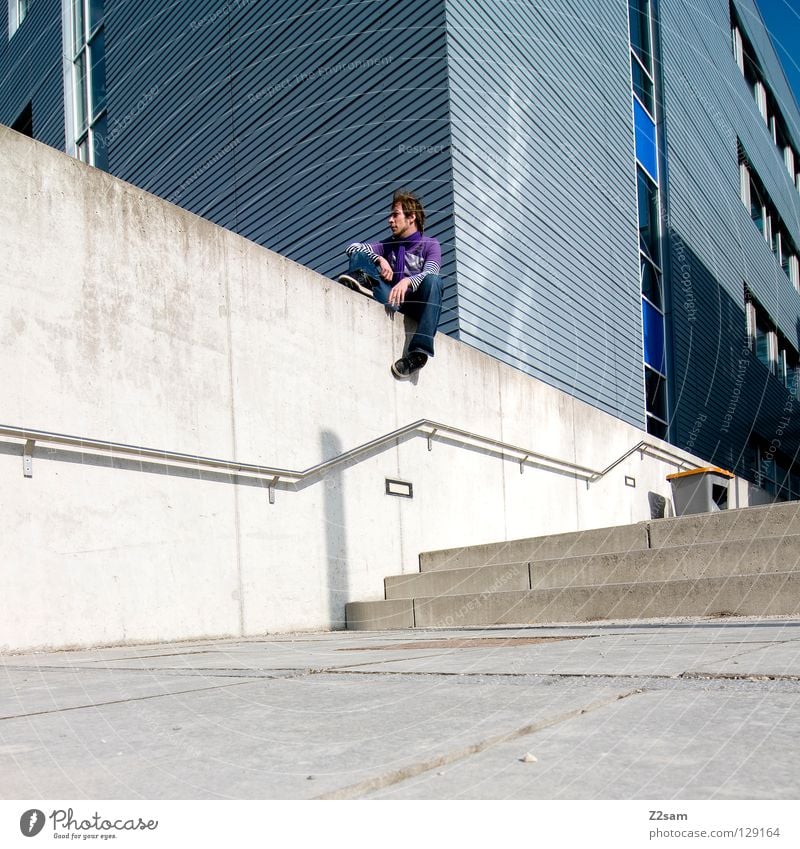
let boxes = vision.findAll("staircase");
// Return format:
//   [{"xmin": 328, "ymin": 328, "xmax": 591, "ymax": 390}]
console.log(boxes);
[{"xmin": 345, "ymin": 502, "xmax": 800, "ymax": 630}]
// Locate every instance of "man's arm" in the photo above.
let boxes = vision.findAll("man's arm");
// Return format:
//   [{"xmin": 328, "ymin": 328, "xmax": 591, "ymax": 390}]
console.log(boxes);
[
  {"xmin": 345, "ymin": 241, "xmax": 383, "ymax": 263},
  {"xmin": 346, "ymin": 241, "xmax": 393, "ymax": 281}
]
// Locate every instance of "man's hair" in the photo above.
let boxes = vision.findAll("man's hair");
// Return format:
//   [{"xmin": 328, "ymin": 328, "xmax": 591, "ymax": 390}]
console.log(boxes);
[{"xmin": 392, "ymin": 189, "xmax": 426, "ymax": 233}]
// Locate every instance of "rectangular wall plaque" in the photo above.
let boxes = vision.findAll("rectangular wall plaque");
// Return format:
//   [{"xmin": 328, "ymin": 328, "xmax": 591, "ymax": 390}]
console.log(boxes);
[{"xmin": 385, "ymin": 478, "xmax": 413, "ymax": 498}]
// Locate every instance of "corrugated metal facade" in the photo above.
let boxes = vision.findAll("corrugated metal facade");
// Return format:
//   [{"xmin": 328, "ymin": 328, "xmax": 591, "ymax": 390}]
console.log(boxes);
[
  {"xmin": 0, "ymin": 0, "xmax": 64, "ymax": 149},
  {"xmin": 3, "ymin": 0, "xmax": 800, "ymax": 477},
  {"xmin": 659, "ymin": 0, "xmax": 800, "ymax": 476},
  {"xmin": 444, "ymin": 0, "xmax": 645, "ymax": 427}
]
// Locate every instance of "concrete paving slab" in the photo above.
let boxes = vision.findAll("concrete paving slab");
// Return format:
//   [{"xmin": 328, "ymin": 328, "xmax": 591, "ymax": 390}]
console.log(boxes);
[
  {"xmin": 332, "ymin": 622, "xmax": 800, "ymax": 678},
  {"xmin": 686, "ymin": 639, "xmax": 800, "ymax": 679},
  {"xmin": 367, "ymin": 689, "xmax": 800, "ymax": 799},
  {"xmin": 0, "ymin": 674, "xmax": 629, "ymax": 799},
  {"xmin": 1, "ymin": 618, "xmax": 798, "ymax": 800},
  {"xmin": 0, "ymin": 667, "xmax": 281, "ymax": 719}
]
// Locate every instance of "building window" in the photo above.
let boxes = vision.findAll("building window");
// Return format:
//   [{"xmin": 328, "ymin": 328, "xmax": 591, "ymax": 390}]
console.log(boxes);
[
  {"xmin": 645, "ymin": 366, "xmax": 668, "ymax": 438},
  {"xmin": 749, "ymin": 175, "xmax": 766, "ymax": 238},
  {"xmin": 633, "ymin": 98, "xmax": 658, "ymax": 181},
  {"xmin": 637, "ymin": 166, "xmax": 660, "ymax": 262},
  {"xmin": 731, "ymin": 4, "xmax": 800, "ymax": 196},
  {"xmin": 731, "ymin": 24, "xmax": 744, "ymax": 73},
  {"xmin": 629, "ymin": 0, "xmax": 652, "ymax": 66},
  {"xmin": 11, "ymin": 101, "xmax": 33, "ymax": 136},
  {"xmin": 630, "ymin": 0, "xmax": 668, "ymax": 439},
  {"xmin": 629, "ymin": 0, "xmax": 655, "ymax": 115},
  {"xmin": 788, "ymin": 254, "xmax": 800, "ymax": 290},
  {"xmin": 777, "ymin": 344, "xmax": 799, "ymax": 397},
  {"xmin": 740, "ymin": 146, "xmax": 800, "ymax": 284},
  {"xmin": 641, "ymin": 255, "xmax": 662, "ymax": 309},
  {"xmin": 783, "ymin": 141, "xmax": 795, "ymax": 182},
  {"xmin": 9, "ymin": 0, "xmax": 30, "ymax": 35},
  {"xmin": 776, "ymin": 226, "xmax": 800, "ymax": 286},
  {"xmin": 68, "ymin": 0, "xmax": 107, "ymax": 169},
  {"xmin": 753, "ymin": 80, "xmax": 769, "ymax": 124}
]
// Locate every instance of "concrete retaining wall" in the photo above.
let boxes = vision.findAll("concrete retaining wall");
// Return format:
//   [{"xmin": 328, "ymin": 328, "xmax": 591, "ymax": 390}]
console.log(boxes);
[{"xmin": 0, "ymin": 126, "xmax": 769, "ymax": 651}]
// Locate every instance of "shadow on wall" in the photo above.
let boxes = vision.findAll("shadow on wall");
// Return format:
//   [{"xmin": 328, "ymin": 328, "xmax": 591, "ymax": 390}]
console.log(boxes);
[
  {"xmin": 667, "ymin": 235, "xmax": 800, "ymax": 477},
  {"xmin": 322, "ymin": 430, "xmax": 348, "ymax": 628}
]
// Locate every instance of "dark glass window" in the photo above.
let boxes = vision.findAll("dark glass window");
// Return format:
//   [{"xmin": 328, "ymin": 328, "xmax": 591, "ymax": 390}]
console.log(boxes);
[
  {"xmin": 754, "ymin": 312, "xmax": 772, "ymax": 371},
  {"xmin": 749, "ymin": 176, "xmax": 765, "ymax": 234},
  {"xmin": 637, "ymin": 167, "xmax": 659, "ymax": 261},
  {"xmin": 629, "ymin": 0, "xmax": 652, "ymax": 67},
  {"xmin": 641, "ymin": 256, "xmax": 662, "ymax": 309},
  {"xmin": 90, "ymin": 28, "xmax": 106, "ymax": 116},
  {"xmin": 92, "ymin": 113, "xmax": 108, "ymax": 170},
  {"xmin": 645, "ymin": 366, "xmax": 667, "ymax": 426},
  {"xmin": 75, "ymin": 51, "xmax": 88, "ymax": 134},
  {"xmin": 89, "ymin": 0, "xmax": 104, "ymax": 33},
  {"xmin": 646, "ymin": 417, "xmax": 668, "ymax": 439},
  {"xmin": 777, "ymin": 229, "xmax": 797, "ymax": 279},
  {"xmin": 11, "ymin": 102, "xmax": 33, "ymax": 137},
  {"xmin": 73, "ymin": 0, "xmax": 85, "ymax": 48},
  {"xmin": 631, "ymin": 58, "xmax": 654, "ymax": 114}
]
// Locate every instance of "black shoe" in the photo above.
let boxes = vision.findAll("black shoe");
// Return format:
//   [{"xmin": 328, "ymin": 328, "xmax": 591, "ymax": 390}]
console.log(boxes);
[
  {"xmin": 391, "ymin": 352, "xmax": 428, "ymax": 379},
  {"xmin": 338, "ymin": 271, "xmax": 374, "ymax": 297}
]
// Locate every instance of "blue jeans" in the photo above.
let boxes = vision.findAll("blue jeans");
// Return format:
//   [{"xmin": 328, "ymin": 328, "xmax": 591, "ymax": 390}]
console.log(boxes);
[{"xmin": 347, "ymin": 252, "xmax": 443, "ymax": 358}]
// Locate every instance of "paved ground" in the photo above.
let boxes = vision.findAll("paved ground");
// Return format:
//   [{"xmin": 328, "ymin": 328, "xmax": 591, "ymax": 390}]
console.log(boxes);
[{"xmin": 1, "ymin": 617, "xmax": 799, "ymax": 800}]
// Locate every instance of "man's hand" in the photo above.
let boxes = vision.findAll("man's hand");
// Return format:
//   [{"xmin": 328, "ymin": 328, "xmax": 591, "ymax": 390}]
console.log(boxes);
[
  {"xmin": 388, "ymin": 278, "xmax": 412, "ymax": 307},
  {"xmin": 377, "ymin": 257, "xmax": 393, "ymax": 281}
]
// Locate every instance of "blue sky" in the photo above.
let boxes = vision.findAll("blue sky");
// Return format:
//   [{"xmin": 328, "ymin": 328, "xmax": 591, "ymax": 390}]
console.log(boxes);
[{"xmin": 755, "ymin": 0, "xmax": 800, "ymax": 110}]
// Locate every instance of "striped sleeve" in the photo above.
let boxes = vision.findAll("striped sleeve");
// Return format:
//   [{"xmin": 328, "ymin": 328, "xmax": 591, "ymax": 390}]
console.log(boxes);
[{"xmin": 345, "ymin": 241, "xmax": 383, "ymax": 263}]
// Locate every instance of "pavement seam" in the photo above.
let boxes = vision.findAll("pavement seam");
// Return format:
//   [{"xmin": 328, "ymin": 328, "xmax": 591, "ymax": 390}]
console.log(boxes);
[
  {"xmin": 679, "ymin": 671, "xmax": 800, "ymax": 681},
  {"xmin": 316, "ymin": 668, "xmax": 800, "ymax": 684},
  {"xmin": 0, "ymin": 677, "xmax": 293, "ymax": 721},
  {"xmin": 313, "ymin": 687, "xmax": 644, "ymax": 800}
]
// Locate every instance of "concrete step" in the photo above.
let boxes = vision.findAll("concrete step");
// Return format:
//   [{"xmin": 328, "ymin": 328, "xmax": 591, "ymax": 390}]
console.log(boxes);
[
  {"xmin": 346, "ymin": 571, "xmax": 800, "ymax": 630},
  {"xmin": 418, "ymin": 502, "xmax": 800, "ymax": 573},
  {"xmin": 419, "ymin": 522, "xmax": 649, "ymax": 572},
  {"xmin": 385, "ymin": 534, "xmax": 800, "ymax": 600},
  {"xmin": 648, "ymin": 500, "xmax": 800, "ymax": 548}
]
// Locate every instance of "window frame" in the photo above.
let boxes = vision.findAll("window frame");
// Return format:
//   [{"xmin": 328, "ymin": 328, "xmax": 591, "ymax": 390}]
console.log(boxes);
[
  {"xmin": 66, "ymin": 0, "xmax": 106, "ymax": 169},
  {"xmin": 8, "ymin": 0, "xmax": 30, "ymax": 36}
]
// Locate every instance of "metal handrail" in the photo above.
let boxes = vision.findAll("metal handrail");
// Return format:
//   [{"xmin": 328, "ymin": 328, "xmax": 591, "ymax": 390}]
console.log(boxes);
[{"xmin": 0, "ymin": 420, "xmax": 700, "ymax": 499}]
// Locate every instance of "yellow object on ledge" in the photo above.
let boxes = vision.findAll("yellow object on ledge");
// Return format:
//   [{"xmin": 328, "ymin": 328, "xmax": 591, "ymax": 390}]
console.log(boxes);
[{"xmin": 666, "ymin": 466, "xmax": 735, "ymax": 481}]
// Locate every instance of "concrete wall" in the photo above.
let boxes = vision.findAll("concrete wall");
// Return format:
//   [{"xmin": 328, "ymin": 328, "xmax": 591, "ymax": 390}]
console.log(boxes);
[{"xmin": 0, "ymin": 126, "xmax": 761, "ymax": 652}]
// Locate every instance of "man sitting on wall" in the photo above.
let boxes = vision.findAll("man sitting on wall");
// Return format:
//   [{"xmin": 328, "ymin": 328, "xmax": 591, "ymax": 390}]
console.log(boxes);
[{"xmin": 339, "ymin": 189, "xmax": 442, "ymax": 379}]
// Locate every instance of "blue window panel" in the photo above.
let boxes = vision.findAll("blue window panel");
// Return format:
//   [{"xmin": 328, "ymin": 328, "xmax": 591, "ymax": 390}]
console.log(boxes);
[
  {"xmin": 634, "ymin": 97, "xmax": 658, "ymax": 182},
  {"xmin": 642, "ymin": 298, "xmax": 665, "ymax": 374}
]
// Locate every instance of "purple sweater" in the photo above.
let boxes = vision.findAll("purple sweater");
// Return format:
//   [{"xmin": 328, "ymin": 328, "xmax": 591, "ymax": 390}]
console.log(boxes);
[{"xmin": 346, "ymin": 230, "xmax": 441, "ymax": 292}]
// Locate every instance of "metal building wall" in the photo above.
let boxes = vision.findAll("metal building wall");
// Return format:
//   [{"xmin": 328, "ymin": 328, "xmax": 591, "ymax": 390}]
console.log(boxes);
[
  {"xmin": 102, "ymin": 0, "xmax": 458, "ymax": 333},
  {"xmin": 0, "ymin": 0, "xmax": 64, "ymax": 149},
  {"xmin": 104, "ymin": 1, "xmax": 238, "ymax": 230},
  {"xmin": 659, "ymin": 0, "xmax": 800, "ymax": 475},
  {"xmin": 442, "ymin": 0, "xmax": 645, "ymax": 428}
]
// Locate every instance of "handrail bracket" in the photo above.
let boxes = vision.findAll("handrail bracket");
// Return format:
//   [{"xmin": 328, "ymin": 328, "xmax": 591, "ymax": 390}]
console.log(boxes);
[
  {"xmin": 23, "ymin": 439, "xmax": 34, "ymax": 478},
  {"xmin": 427, "ymin": 428, "xmax": 438, "ymax": 452}
]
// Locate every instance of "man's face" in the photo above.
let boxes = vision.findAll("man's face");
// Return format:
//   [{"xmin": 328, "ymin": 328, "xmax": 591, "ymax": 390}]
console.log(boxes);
[{"xmin": 388, "ymin": 203, "xmax": 416, "ymax": 238}]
